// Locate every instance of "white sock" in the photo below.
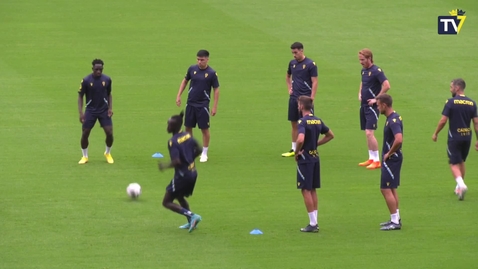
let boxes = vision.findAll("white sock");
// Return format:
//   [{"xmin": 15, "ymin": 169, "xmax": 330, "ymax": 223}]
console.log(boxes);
[
  {"xmin": 396, "ymin": 209, "xmax": 400, "ymax": 220},
  {"xmin": 292, "ymin": 142, "xmax": 296, "ymax": 151},
  {"xmin": 308, "ymin": 212, "xmax": 316, "ymax": 226},
  {"xmin": 372, "ymin": 150, "xmax": 380, "ymax": 162},
  {"xmin": 368, "ymin": 150, "xmax": 373, "ymax": 160},
  {"xmin": 202, "ymin": 147, "xmax": 208, "ymax": 156},
  {"xmin": 105, "ymin": 146, "xmax": 111, "ymax": 154},
  {"xmin": 313, "ymin": 210, "xmax": 318, "ymax": 224},
  {"xmin": 391, "ymin": 213, "xmax": 399, "ymax": 224},
  {"xmin": 82, "ymin": 148, "xmax": 88, "ymax": 158},
  {"xmin": 455, "ymin": 177, "xmax": 466, "ymax": 188}
]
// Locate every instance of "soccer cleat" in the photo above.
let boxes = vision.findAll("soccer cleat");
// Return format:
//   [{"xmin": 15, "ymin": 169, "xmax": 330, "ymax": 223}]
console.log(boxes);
[
  {"xmin": 179, "ymin": 223, "xmax": 191, "ymax": 229},
  {"xmin": 281, "ymin": 149, "xmax": 295, "ymax": 157},
  {"xmin": 189, "ymin": 214, "xmax": 202, "ymax": 233},
  {"xmin": 380, "ymin": 219, "xmax": 402, "ymax": 226},
  {"xmin": 104, "ymin": 152, "xmax": 114, "ymax": 164},
  {"xmin": 366, "ymin": 161, "xmax": 381, "ymax": 170},
  {"xmin": 380, "ymin": 222, "xmax": 401, "ymax": 231},
  {"xmin": 78, "ymin": 157, "xmax": 88, "ymax": 164},
  {"xmin": 359, "ymin": 159, "xmax": 373, "ymax": 166},
  {"xmin": 456, "ymin": 187, "xmax": 468, "ymax": 201},
  {"xmin": 199, "ymin": 155, "xmax": 208, "ymax": 163},
  {"xmin": 300, "ymin": 224, "xmax": 319, "ymax": 233}
]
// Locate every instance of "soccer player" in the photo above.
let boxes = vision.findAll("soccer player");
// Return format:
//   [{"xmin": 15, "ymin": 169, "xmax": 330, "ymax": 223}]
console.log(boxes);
[
  {"xmin": 358, "ymin": 49, "xmax": 391, "ymax": 169},
  {"xmin": 176, "ymin": 49, "xmax": 220, "ymax": 163},
  {"xmin": 432, "ymin": 78, "xmax": 478, "ymax": 201},
  {"xmin": 282, "ymin": 42, "xmax": 318, "ymax": 157},
  {"xmin": 77, "ymin": 59, "xmax": 114, "ymax": 164},
  {"xmin": 295, "ymin": 96, "xmax": 334, "ymax": 233},
  {"xmin": 375, "ymin": 94, "xmax": 402, "ymax": 231},
  {"xmin": 159, "ymin": 111, "xmax": 203, "ymax": 233}
]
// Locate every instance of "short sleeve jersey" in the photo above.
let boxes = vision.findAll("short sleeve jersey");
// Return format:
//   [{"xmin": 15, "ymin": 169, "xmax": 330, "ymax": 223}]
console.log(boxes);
[
  {"xmin": 382, "ymin": 112, "xmax": 403, "ymax": 159},
  {"xmin": 287, "ymin": 57, "xmax": 318, "ymax": 98},
  {"xmin": 361, "ymin": 65, "xmax": 387, "ymax": 105},
  {"xmin": 297, "ymin": 114, "xmax": 330, "ymax": 164},
  {"xmin": 78, "ymin": 74, "xmax": 112, "ymax": 112},
  {"xmin": 185, "ymin": 65, "xmax": 219, "ymax": 107},
  {"xmin": 442, "ymin": 95, "xmax": 478, "ymax": 141},
  {"xmin": 168, "ymin": 132, "xmax": 200, "ymax": 177}
]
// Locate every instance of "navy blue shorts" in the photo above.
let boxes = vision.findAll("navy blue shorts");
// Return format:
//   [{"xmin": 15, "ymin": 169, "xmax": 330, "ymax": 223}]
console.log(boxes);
[
  {"xmin": 297, "ymin": 161, "xmax": 321, "ymax": 190},
  {"xmin": 288, "ymin": 97, "xmax": 314, "ymax": 122},
  {"xmin": 83, "ymin": 110, "xmax": 112, "ymax": 129},
  {"xmin": 380, "ymin": 157, "xmax": 402, "ymax": 189},
  {"xmin": 185, "ymin": 105, "xmax": 210, "ymax": 129},
  {"xmin": 360, "ymin": 105, "xmax": 379, "ymax": 130},
  {"xmin": 166, "ymin": 173, "xmax": 197, "ymax": 198},
  {"xmin": 447, "ymin": 140, "xmax": 471, "ymax": 165}
]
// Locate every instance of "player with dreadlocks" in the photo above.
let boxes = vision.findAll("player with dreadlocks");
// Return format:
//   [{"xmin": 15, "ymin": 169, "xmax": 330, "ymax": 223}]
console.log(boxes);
[{"xmin": 159, "ymin": 111, "xmax": 203, "ymax": 233}]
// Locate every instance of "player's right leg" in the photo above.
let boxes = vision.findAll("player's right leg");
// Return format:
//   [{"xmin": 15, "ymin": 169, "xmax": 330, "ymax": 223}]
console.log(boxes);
[
  {"xmin": 298, "ymin": 163, "xmax": 319, "ymax": 233},
  {"xmin": 162, "ymin": 186, "xmax": 196, "ymax": 229},
  {"xmin": 283, "ymin": 98, "xmax": 299, "ymax": 157},
  {"xmin": 359, "ymin": 106, "xmax": 380, "ymax": 169},
  {"xmin": 359, "ymin": 106, "xmax": 372, "ymax": 166},
  {"xmin": 79, "ymin": 128, "xmax": 91, "ymax": 164},
  {"xmin": 176, "ymin": 196, "xmax": 191, "ymax": 229},
  {"xmin": 448, "ymin": 141, "xmax": 468, "ymax": 200},
  {"xmin": 379, "ymin": 160, "xmax": 401, "ymax": 230},
  {"xmin": 79, "ymin": 111, "xmax": 97, "ymax": 164}
]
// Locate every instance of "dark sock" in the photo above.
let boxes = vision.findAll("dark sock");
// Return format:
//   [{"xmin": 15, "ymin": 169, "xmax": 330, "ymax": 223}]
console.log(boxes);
[{"xmin": 180, "ymin": 208, "xmax": 193, "ymax": 218}]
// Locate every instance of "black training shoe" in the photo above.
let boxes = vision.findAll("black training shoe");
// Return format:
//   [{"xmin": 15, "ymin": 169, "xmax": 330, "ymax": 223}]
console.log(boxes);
[
  {"xmin": 380, "ymin": 222, "xmax": 401, "ymax": 231},
  {"xmin": 300, "ymin": 224, "xmax": 319, "ymax": 233},
  {"xmin": 380, "ymin": 219, "xmax": 401, "ymax": 226}
]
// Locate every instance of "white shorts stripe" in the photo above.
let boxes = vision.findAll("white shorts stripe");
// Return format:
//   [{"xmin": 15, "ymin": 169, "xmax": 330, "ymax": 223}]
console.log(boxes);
[
  {"xmin": 297, "ymin": 166, "xmax": 305, "ymax": 180},
  {"xmin": 383, "ymin": 162, "xmax": 395, "ymax": 180},
  {"xmin": 369, "ymin": 107, "xmax": 379, "ymax": 120}
]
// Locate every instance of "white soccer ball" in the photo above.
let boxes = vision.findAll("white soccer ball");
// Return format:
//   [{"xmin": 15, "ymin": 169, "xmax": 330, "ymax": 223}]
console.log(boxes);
[{"xmin": 126, "ymin": 183, "xmax": 142, "ymax": 199}]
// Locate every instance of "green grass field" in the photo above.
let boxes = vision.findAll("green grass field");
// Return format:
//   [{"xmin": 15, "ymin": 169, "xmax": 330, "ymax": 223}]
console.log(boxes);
[{"xmin": 1, "ymin": 0, "xmax": 478, "ymax": 268}]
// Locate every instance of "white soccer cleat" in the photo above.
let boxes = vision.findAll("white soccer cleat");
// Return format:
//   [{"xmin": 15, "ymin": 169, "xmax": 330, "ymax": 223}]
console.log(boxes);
[
  {"xmin": 456, "ymin": 186, "xmax": 468, "ymax": 201},
  {"xmin": 200, "ymin": 155, "xmax": 208, "ymax": 163}
]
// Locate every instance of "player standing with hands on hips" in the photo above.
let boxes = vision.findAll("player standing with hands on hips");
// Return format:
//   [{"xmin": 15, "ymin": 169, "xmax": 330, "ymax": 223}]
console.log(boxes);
[
  {"xmin": 282, "ymin": 42, "xmax": 318, "ymax": 157},
  {"xmin": 358, "ymin": 49, "xmax": 390, "ymax": 169},
  {"xmin": 294, "ymin": 96, "xmax": 334, "ymax": 233},
  {"xmin": 77, "ymin": 59, "xmax": 114, "ymax": 164},
  {"xmin": 376, "ymin": 94, "xmax": 403, "ymax": 231},
  {"xmin": 176, "ymin": 50, "xmax": 220, "ymax": 163},
  {"xmin": 432, "ymin": 78, "xmax": 478, "ymax": 201}
]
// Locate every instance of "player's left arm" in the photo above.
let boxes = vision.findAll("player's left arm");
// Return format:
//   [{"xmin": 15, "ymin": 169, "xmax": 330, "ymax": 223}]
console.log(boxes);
[
  {"xmin": 310, "ymin": 62, "xmax": 318, "ymax": 100},
  {"xmin": 377, "ymin": 69, "xmax": 390, "ymax": 96},
  {"xmin": 318, "ymin": 130, "xmax": 334, "ymax": 146},
  {"xmin": 211, "ymin": 72, "xmax": 220, "ymax": 116},
  {"xmin": 472, "ymin": 104, "xmax": 478, "ymax": 150},
  {"xmin": 386, "ymin": 133, "xmax": 403, "ymax": 159},
  {"xmin": 367, "ymin": 69, "xmax": 389, "ymax": 105},
  {"xmin": 385, "ymin": 121, "xmax": 403, "ymax": 159},
  {"xmin": 107, "ymin": 78, "xmax": 113, "ymax": 117},
  {"xmin": 318, "ymin": 123, "xmax": 334, "ymax": 146}
]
